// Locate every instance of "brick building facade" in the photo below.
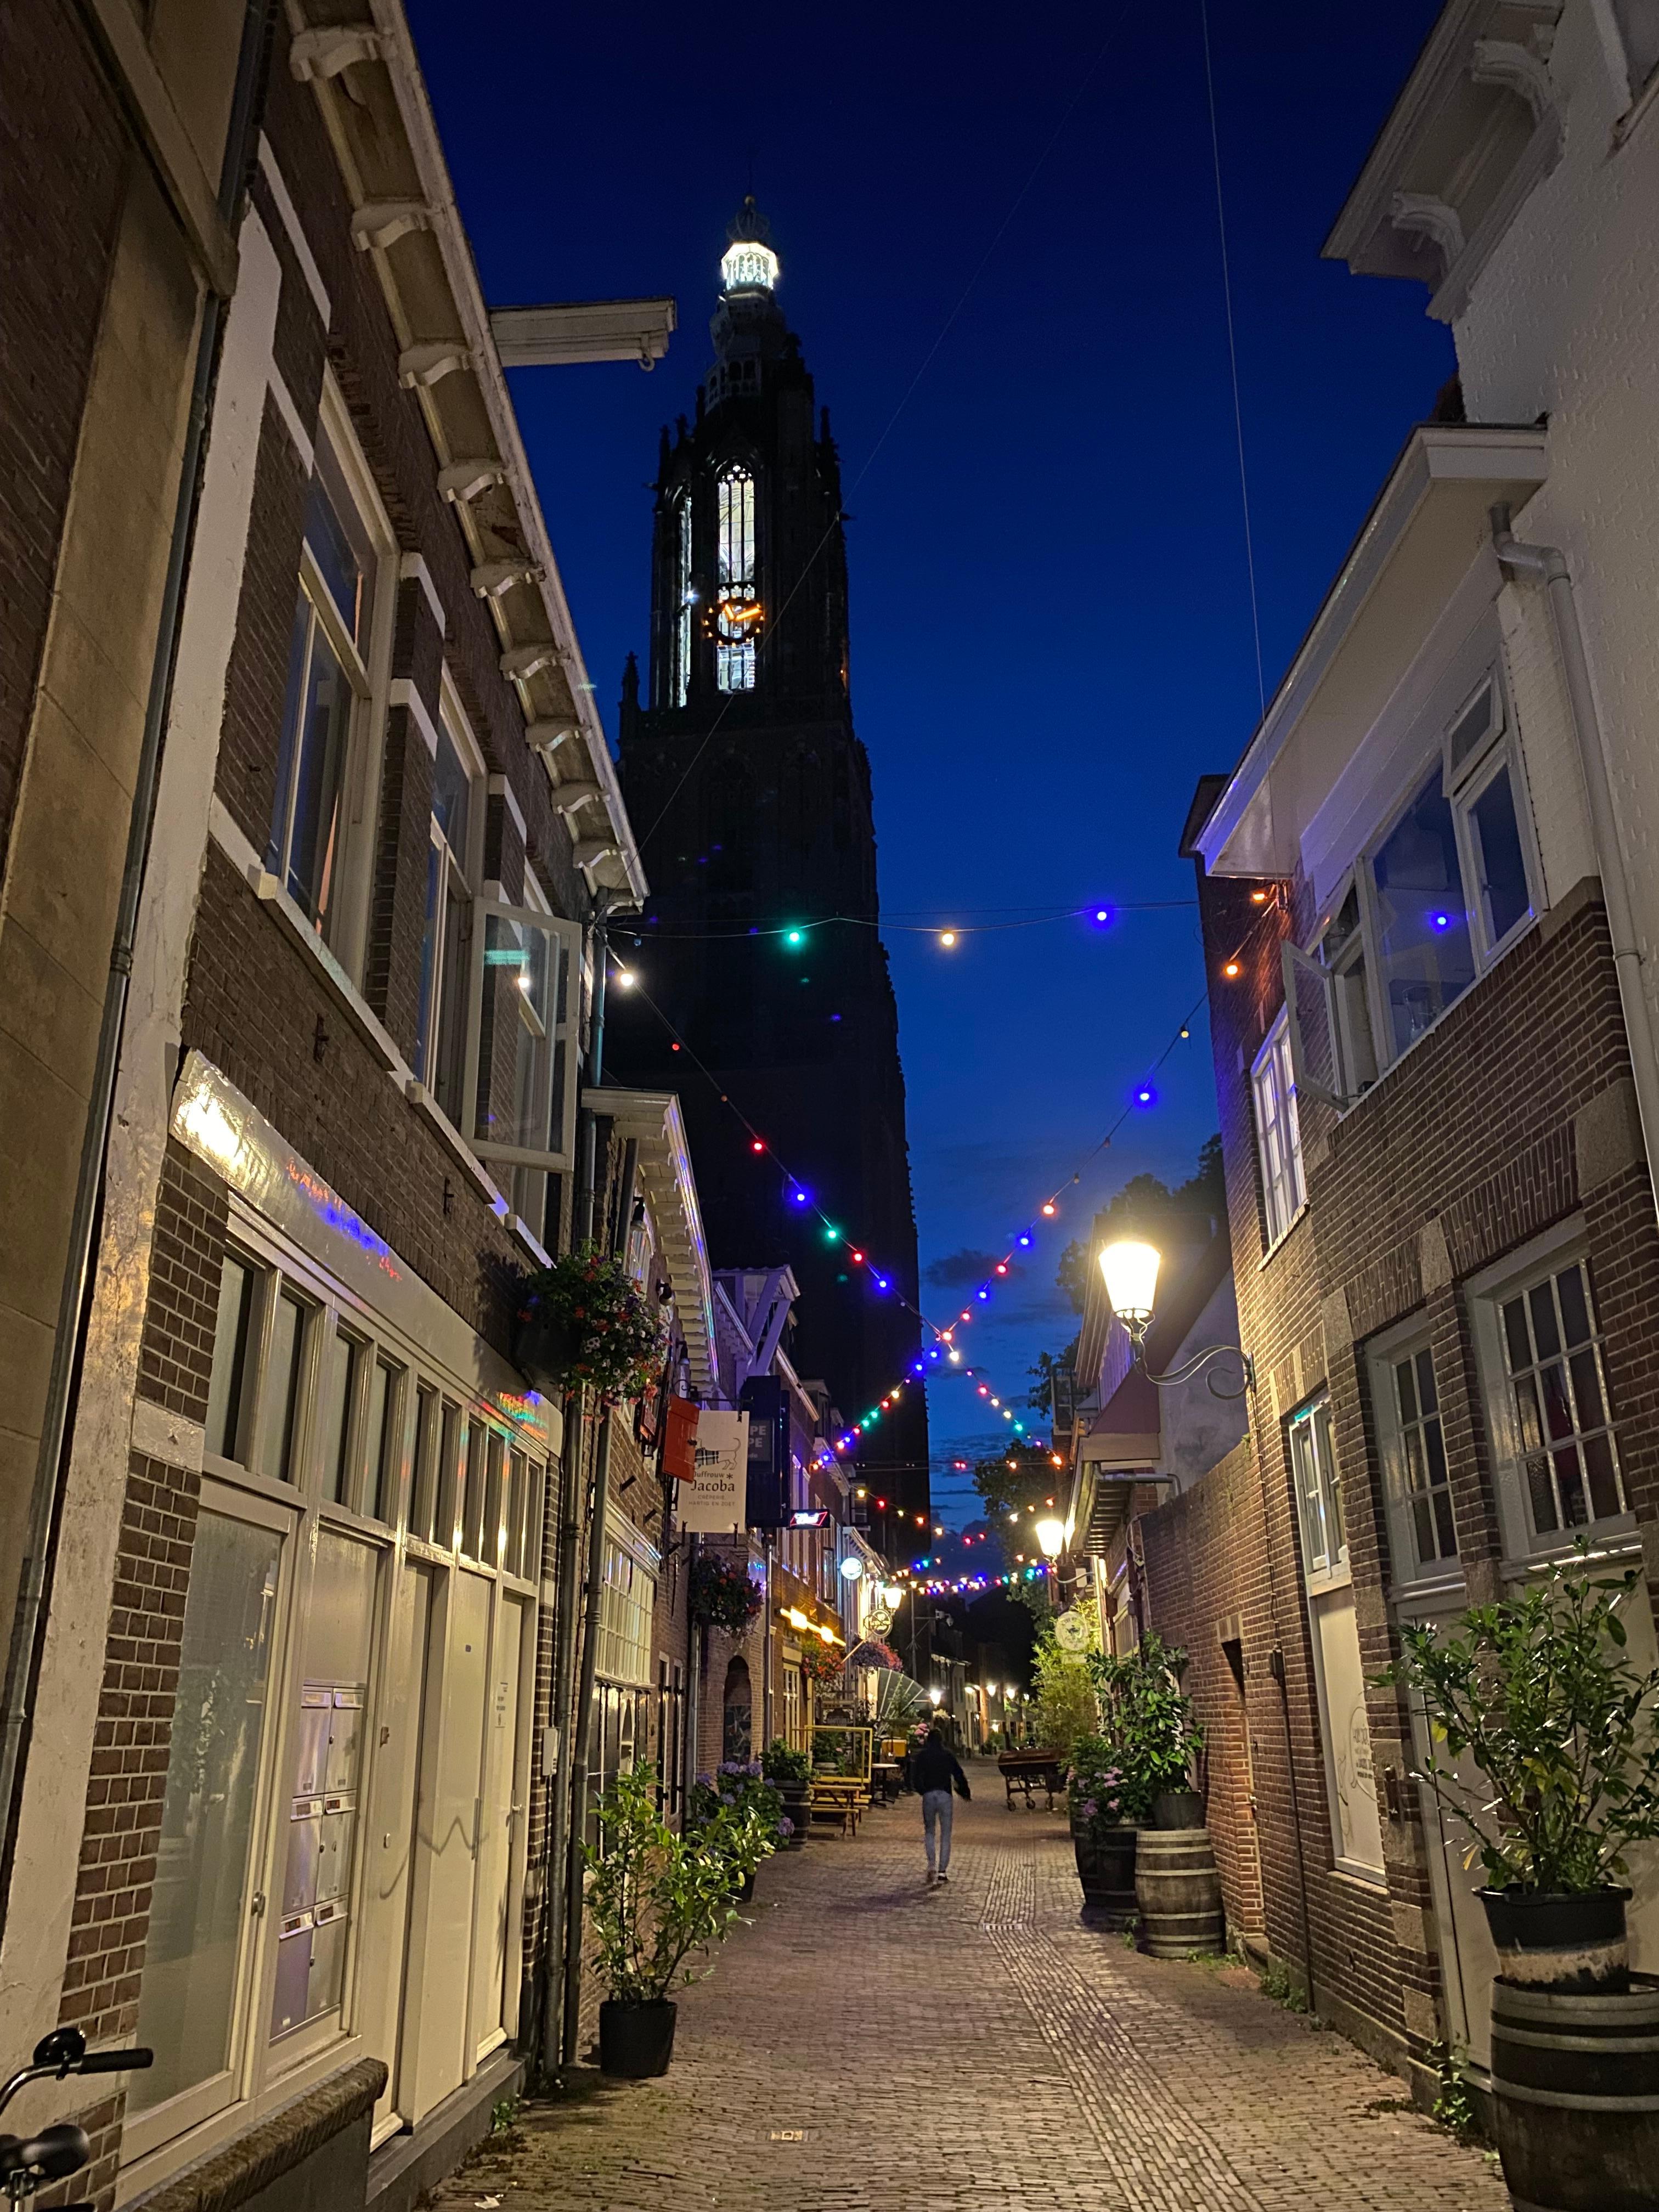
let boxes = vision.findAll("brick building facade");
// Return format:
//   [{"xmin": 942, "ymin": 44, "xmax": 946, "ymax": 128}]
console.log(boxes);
[
  {"xmin": 0, "ymin": 8, "xmax": 727, "ymax": 2210},
  {"xmin": 1080, "ymin": 0, "xmax": 1659, "ymax": 2106}
]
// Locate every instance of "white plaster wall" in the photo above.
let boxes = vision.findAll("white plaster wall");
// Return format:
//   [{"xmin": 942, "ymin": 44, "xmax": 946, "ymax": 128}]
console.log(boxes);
[
  {"xmin": 0, "ymin": 208, "xmax": 283, "ymax": 2049},
  {"xmin": 1159, "ymin": 1275, "xmax": 1250, "ymax": 1492},
  {"xmin": 1454, "ymin": 2, "xmax": 1659, "ymax": 979}
]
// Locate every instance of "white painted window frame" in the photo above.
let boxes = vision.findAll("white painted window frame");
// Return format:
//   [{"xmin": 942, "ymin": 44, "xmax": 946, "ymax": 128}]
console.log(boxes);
[
  {"xmin": 1250, "ymin": 1007, "xmax": 1305, "ymax": 1248},
  {"xmin": 1368, "ymin": 1313, "xmax": 1463, "ymax": 1595},
  {"xmin": 1466, "ymin": 1216, "xmax": 1634, "ymax": 1565}
]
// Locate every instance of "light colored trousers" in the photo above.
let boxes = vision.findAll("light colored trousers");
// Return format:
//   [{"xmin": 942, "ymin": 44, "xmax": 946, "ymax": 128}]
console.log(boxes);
[{"xmin": 922, "ymin": 1788, "xmax": 953, "ymax": 1872}]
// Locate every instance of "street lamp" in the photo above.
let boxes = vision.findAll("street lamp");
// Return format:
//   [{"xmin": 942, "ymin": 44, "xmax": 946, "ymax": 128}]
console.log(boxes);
[
  {"xmin": 1034, "ymin": 1516, "xmax": 1066, "ymax": 1559},
  {"xmin": 1098, "ymin": 1237, "xmax": 1255, "ymax": 1397},
  {"xmin": 928, "ymin": 1687, "xmax": 943, "ymax": 1707}
]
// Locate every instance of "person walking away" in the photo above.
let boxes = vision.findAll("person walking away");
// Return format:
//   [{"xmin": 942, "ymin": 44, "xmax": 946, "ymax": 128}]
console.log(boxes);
[{"xmin": 911, "ymin": 1723, "xmax": 970, "ymax": 1886}]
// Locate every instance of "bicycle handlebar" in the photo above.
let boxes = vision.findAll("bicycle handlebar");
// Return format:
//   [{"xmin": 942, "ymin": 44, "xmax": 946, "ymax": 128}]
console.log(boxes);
[{"xmin": 0, "ymin": 2032, "xmax": 154, "ymax": 2123}]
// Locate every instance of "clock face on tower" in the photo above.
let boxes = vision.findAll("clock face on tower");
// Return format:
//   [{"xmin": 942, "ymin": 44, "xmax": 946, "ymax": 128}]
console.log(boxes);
[{"xmin": 714, "ymin": 585, "xmax": 760, "ymax": 641}]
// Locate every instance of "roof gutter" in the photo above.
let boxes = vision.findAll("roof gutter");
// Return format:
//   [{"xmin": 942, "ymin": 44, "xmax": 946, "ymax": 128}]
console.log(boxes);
[{"xmin": 1491, "ymin": 504, "xmax": 1659, "ymax": 1221}]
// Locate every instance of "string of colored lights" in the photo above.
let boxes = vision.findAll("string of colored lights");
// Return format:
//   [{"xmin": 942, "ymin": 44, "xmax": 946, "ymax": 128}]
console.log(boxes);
[
  {"xmin": 612, "ymin": 883, "xmax": 1284, "ymax": 1529},
  {"xmin": 621, "ymin": 900, "xmax": 1195, "ymax": 945},
  {"xmin": 608, "ymin": 963, "xmax": 1042, "ymax": 1455}
]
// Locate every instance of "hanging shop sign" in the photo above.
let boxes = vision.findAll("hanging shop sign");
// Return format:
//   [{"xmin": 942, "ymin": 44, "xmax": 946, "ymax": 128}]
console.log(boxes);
[
  {"xmin": 679, "ymin": 1409, "xmax": 749, "ymax": 1533},
  {"xmin": 663, "ymin": 1395, "xmax": 699, "ymax": 1482}
]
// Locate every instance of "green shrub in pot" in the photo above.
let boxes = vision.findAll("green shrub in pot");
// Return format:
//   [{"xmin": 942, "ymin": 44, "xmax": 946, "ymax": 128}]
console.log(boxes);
[
  {"xmin": 585, "ymin": 1763, "xmax": 752, "ymax": 2075},
  {"xmin": 1379, "ymin": 1545, "xmax": 1659, "ymax": 1990},
  {"xmin": 1090, "ymin": 1632, "xmax": 1205, "ymax": 1823}
]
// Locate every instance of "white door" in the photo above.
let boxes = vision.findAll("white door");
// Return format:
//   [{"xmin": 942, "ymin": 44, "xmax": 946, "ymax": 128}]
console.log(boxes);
[
  {"xmin": 402, "ymin": 1567, "xmax": 489, "ymax": 2123},
  {"xmin": 469, "ymin": 1594, "xmax": 526, "ymax": 2061},
  {"xmin": 358, "ymin": 1561, "xmax": 433, "ymax": 2140}
]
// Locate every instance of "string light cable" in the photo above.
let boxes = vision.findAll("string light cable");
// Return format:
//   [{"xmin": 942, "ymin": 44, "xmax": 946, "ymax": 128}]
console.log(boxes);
[{"xmin": 609, "ymin": 886, "xmax": 1286, "ymax": 1502}]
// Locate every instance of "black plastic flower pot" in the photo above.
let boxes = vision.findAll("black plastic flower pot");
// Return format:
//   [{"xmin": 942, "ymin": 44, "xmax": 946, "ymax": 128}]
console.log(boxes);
[
  {"xmin": 514, "ymin": 1307, "xmax": 578, "ymax": 1393},
  {"xmin": 599, "ymin": 1998, "xmax": 678, "ymax": 2078},
  {"xmin": 1479, "ymin": 1884, "xmax": 1633, "ymax": 1993},
  {"xmin": 1152, "ymin": 1789, "xmax": 1206, "ymax": 1831}
]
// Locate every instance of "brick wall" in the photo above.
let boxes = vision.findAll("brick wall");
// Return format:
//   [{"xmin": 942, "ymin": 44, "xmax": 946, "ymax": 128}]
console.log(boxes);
[
  {"xmin": 58, "ymin": 1449, "xmax": 203, "ymax": 2047},
  {"xmin": 182, "ymin": 844, "xmax": 526, "ymax": 1353},
  {"xmin": 134, "ymin": 1143, "xmax": 226, "ymax": 1421},
  {"xmin": 1163, "ymin": 839, "xmax": 1659, "ymax": 2068}
]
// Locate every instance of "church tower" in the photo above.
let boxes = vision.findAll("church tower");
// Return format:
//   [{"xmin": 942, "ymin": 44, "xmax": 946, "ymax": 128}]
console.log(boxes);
[{"xmin": 612, "ymin": 200, "xmax": 928, "ymax": 1513}]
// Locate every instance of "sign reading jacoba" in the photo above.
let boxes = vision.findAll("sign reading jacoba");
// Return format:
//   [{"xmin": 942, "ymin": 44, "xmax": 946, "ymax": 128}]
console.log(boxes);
[{"xmin": 678, "ymin": 1409, "xmax": 749, "ymax": 1534}]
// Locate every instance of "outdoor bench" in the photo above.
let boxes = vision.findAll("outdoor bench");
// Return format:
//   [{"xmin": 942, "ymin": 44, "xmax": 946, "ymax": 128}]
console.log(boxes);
[{"xmin": 997, "ymin": 1750, "xmax": 1064, "ymax": 1811}]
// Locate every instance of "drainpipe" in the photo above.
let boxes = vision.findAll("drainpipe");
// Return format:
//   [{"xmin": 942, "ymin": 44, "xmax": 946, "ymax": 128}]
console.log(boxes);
[
  {"xmin": 1491, "ymin": 505, "xmax": 1659, "ymax": 1215},
  {"xmin": 573, "ymin": 904, "xmax": 614, "ymax": 1248},
  {"xmin": 558, "ymin": 1136, "xmax": 637, "ymax": 2065},
  {"xmin": 0, "ymin": 0, "xmax": 271, "ymax": 1921}
]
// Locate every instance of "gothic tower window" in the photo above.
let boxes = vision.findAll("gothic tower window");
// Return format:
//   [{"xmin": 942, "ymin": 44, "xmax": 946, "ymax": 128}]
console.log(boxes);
[
  {"xmin": 714, "ymin": 464, "xmax": 759, "ymax": 692},
  {"xmin": 671, "ymin": 490, "xmax": 693, "ymax": 707}
]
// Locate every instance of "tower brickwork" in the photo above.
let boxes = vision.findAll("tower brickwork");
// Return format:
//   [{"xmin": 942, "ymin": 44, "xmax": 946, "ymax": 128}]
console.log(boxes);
[{"xmin": 612, "ymin": 201, "xmax": 928, "ymax": 1511}]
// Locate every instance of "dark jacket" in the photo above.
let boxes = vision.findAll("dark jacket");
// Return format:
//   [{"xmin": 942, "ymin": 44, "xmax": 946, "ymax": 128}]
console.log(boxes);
[{"xmin": 911, "ymin": 1735, "xmax": 971, "ymax": 1799}]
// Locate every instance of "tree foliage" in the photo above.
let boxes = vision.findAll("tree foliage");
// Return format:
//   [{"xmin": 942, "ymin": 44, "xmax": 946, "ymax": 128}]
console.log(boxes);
[
  {"xmin": 972, "ymin": 1440, "xmax": 1063, "ymax": 1524},
  {"xmin": 1032, "ymin": 1633, "xmax": 1099, "ymax": 1763}
]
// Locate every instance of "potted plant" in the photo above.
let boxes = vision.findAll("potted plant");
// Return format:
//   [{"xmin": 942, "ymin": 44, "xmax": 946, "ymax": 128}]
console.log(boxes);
[
  {"xmin": 688, "ymin": 1760, "xmax": 787, "ymax": 1897},
  {"xmin": 761, "ymin": 1739, "xmax": 812, "ymax": 1846},
  {"xmin": 585, "ymin": 1764, "xmax": 753, "ymax": 2077},
  {"xmin": 1068, "ymin": 1731, "xmax": 1146, "ymax": 1917},
  {"xmin": 515, "ymin": 1244, "xmax": 664, "ymax": 1402},
  {"xmin": 1093, "ymin": 1633, "xmax": 1206, "ymax": 1829},
  {"xmin": 689, "ymin": 1551, "xmax": 764, "ymax": 1636},
  {"xmin": 1381, "ymin": 1547, "xmax": 1659, "ymax": 1993}
]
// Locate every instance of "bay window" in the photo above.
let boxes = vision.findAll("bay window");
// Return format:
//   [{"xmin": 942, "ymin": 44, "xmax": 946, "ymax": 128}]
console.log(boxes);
[{"xmin": 1285, "ymin": 667, "xmax": 1537, "ymax": 1106}]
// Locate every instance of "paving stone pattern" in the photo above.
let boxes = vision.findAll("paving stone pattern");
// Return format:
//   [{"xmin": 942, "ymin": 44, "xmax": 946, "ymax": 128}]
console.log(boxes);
[{"xmin": 441, "ymin": 1785, "xmax": 1508, "ymax": 2212}]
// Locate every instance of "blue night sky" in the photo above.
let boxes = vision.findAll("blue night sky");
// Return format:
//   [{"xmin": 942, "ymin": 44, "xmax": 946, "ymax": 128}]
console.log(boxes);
[{"xmin": 407, "ymin": 0, "xmax": 1452, "ymax": 1530}]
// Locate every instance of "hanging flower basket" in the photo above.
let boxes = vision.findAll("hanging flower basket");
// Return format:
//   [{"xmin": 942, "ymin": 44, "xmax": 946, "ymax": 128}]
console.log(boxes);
[
  {"xmin": 516, "ymin": 1245, "xmax": 665, "ymax": 1405},
  {"xmin": 690, "ymin": 1553, "xmax": 763, "ymax": 1635},
  {"xmin": 847, "ymin": 1637, "xmax": 901, "ymax": 1673},
  {"xmin": 799, "ymin": 1639, "xmax": 845, "ymax": 1688}
]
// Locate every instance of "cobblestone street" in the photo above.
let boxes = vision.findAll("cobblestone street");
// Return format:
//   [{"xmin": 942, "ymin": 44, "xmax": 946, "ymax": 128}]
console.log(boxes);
[{"xmin": 441, "ymin": 1784, "xmax": 1508, "ymax": 2212}]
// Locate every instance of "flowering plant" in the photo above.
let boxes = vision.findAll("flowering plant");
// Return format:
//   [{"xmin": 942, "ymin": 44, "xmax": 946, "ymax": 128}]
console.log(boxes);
[
  {"xmin": 1069, "ymin": 1731, "xmax": 1148, "ymax": 1832},
  {"xmin": 689, "ymin": 1552, "xmax": 763, "ymax": 1635},
  {"xmin": 1087, "ymin": 1632, "xmax": 1203, "ymax": 1805},
  {"xmin": 518, "ymin": 1244, "xmax": 664, "ymax": 1404},
  {"xmin": 799, "ymin": 1638, "xmax": 845, "ymax": 1688},
  {"xmin": 687, "ymin": 1761, "xmax": 786, "ymax": 1877}
]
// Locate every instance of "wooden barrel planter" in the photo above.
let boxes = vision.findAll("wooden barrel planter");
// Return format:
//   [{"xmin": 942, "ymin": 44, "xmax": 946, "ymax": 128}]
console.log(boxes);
[
  {"xmin": 1134, "ymin": 1827, "xmax": 1223, "ymax": 1958},
  {"xmin": 1489, "ymin": 1974, "xmax": 1659, "ymax": 2212},
  {"xmin": 1074, "ymin": 1826, "xmax": 1138, "ymax": 1923}
]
